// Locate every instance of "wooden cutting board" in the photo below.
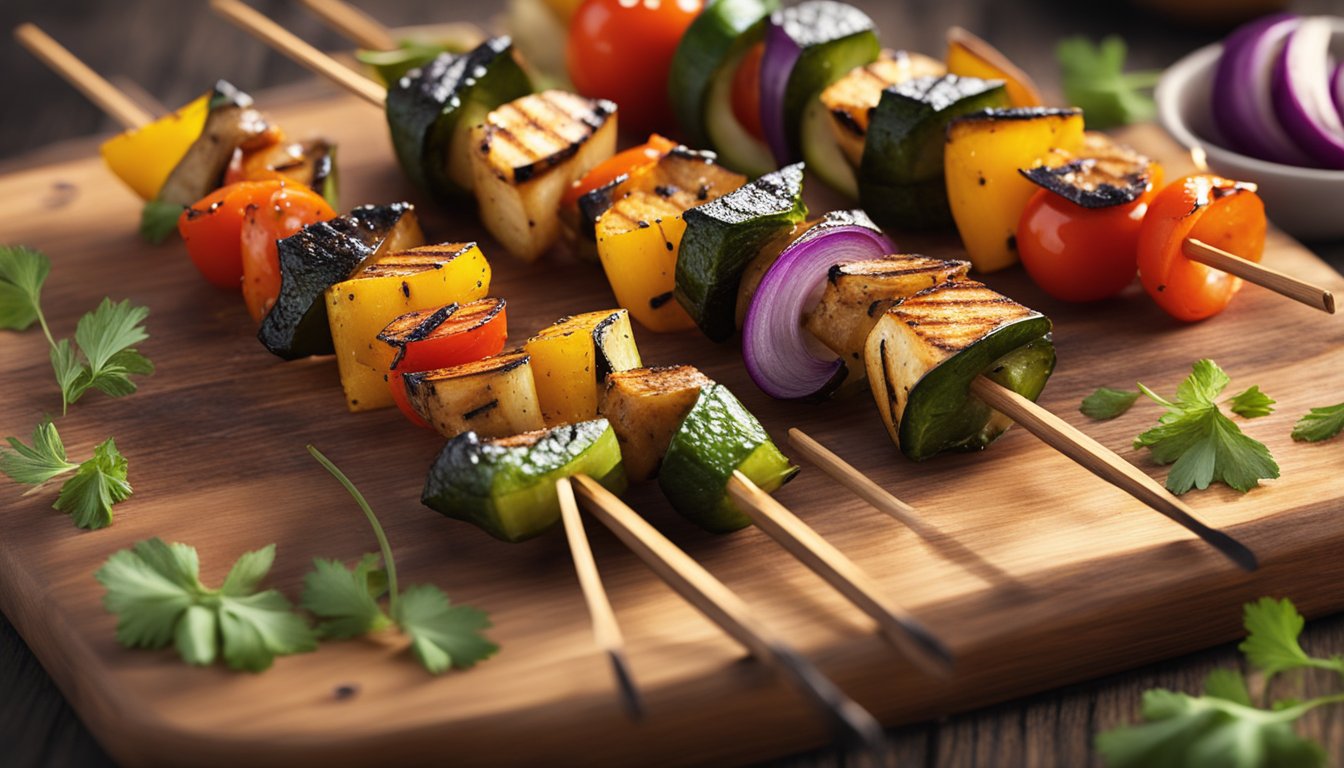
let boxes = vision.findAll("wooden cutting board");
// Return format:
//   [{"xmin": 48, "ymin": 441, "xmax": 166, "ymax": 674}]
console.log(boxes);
[{"xmin": 1, "ymin": 92, "xmax": 1342, "ymax": 768}]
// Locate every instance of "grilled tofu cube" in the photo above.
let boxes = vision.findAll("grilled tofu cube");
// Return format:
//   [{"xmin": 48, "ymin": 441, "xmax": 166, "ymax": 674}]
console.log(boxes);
[
  {"xmin": 804, "ymin": 255, "xmax": 969, "ymax": 384},
  {"xmin": 470, "ymin": 91, "xmax": 617, "ymax": 262},
  {"xmin": 599, "ymin": 365, "xmax": 713, "ymax": 482},
  {"xmin": 404, "ymin": 349, "xmax": 545, "ymax": 439},
  {"xmin": 864, "ymin": 280, "xmax": 1055, "ymax": 460},
  {"xmin": 525, "ymin": 309, "xmax": 642, "ymax": 426},
  {"xmin": 327, "ymin": 243, "xmax": 491, "ymax": 412},
  {"xmin": 821, "ymin": 50, "xmax": 945, "ymax": 168}
]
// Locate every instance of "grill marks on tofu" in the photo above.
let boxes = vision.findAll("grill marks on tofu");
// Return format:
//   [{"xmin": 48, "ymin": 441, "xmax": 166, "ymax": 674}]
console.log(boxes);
[
  {"xmin": 599, "ymin": 365, "xmax": 713, "ymax": 483},
  {"xmin": 403, "ymin": 349, "xmax": 545, "ymax": 439},
  {"xmin": 478, "ymin": 91, "xmax": 616, "ymax": 183},
  {"xmin": 890, "ymin": 280, "xmax": 1037, "ymax": 354},
  {"xmin": 821, "ymin": 50, "xmax": 946, "ymax": 165}
]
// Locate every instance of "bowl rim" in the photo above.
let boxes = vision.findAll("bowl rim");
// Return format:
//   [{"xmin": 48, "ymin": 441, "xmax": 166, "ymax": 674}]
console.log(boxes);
[{"xmin": 1156, "ymin": 37, "xmax": 1344, "ymax": 182}]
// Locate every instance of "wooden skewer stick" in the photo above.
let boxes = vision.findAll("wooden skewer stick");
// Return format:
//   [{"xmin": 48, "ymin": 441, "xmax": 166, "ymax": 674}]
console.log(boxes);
[
  {"xmin": 725, "ymin": 472, "xmax": 953, "ymax": 676},
  {"xmin": 968, "ymin": 376, "xmax": 1258, "ymax": 572},
  {"xmin": 555, "ymin": 477, "xmax": 644, "ymax": 720},
  {"xmin": 570, "ymin": 475, "xmax": 888, "ymax": 758},
  {"xmin": 209, "ymin": 0, "xmax": 386, "ymax": 108},
  {"xmin": 13, "ymin": 23, "xmax": 153, "ymax": 130},
  {"xmin": 1184, "ymin": 238, "xmax": 1335, "ymax": 314},
  {"xmin": 298, "ymin": 0, "xmax": 396, "ymax": 51}
]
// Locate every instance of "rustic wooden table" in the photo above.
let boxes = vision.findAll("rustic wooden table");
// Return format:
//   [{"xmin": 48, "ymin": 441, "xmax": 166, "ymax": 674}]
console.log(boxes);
[{"xmin": 2, "ymin": 1, "xmax": 1342, "ymax": 766}]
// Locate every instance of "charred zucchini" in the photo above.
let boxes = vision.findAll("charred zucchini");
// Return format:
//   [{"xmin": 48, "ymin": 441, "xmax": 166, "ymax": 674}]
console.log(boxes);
[
  {"xmin": 469, "ymin": 91, "xmax": 617, "ymax": 262},
  {"xmin": 422, "ymin": 418, "xmax": 627, "ymax": 542},
  {"xmin": 599, "ymin": 365, "xmax": 714, "ymax": 483},
  {"xmin": 524, "ymin": 309, "xmax": 642, "ymax": 426},
  {"xmin": 404, "ymin": 349, "xmax": 545, "ymax": 439},
  {"xmin": 820, "ymin": 50, "xmax": 946, "ymax": 168},
  {"xmin": 864, "ymin": 280, "xmax": 1055, "ymax": 461},
  {"xmin": 258, "ymin": 203, "xmax": 423, "ymax": 360},
  {"xmin": 859, "ymin": 75, "xmax": 1008, "ymax": 230},
  {"xmin": 157, "ymin": 81, "xmax": 275, "ymax": 208},
  {"xmin": 675, "ymin": 163, "xmax": 807, "ymax": 342}
]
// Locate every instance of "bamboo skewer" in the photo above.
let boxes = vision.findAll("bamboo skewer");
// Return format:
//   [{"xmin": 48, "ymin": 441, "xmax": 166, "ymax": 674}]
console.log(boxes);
[
  {"xmin": 13, "ymin": 23, "xmax": 154, "ymax": 130},
  {"xmin": 555, "ymin": 477, "xmax": 643, "ymax": 719},
  {"xmin": 570, "ymin": 475, "xmax": 888, "ymax": 759},
  {"xmin": 298, "ymin": 0, "xmax": 396, "ymax": 51},
  {"xmin": 1184, "ymin": 238, "xmax": 1335, "ymax": 314},
  {"xmin": 725, "ymin": 472, "xmax": 953, "ymax": 676},
  {"xmin": 210, "ymin": 0, "xmax": 386, "ymax": 108},
  {"xmin": 968, "ymin": 376, "xmax": 1258, "ymax": 572}
]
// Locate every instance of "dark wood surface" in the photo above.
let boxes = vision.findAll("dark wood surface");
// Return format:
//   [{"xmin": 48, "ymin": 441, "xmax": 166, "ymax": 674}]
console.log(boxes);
[{"xmin": 2, "ymin": 1, "xmax": 1344, "ymax": 767}]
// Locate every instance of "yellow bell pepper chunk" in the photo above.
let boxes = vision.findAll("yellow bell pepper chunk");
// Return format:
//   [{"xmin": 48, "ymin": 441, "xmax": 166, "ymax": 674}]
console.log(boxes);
[
  {"xmin": 944, "ymin": 108, "xmax": 1085, "ymax": 273},
  {"xmin": 524, "ymin": 309, "xmax": 641, "ymax": 426},
  {"xmin": 99, "ymin": 95, "xmax": 210, "ymax": 201},
  {"xmin": 327, "ymin": 243, "xmax": 491, "ymax": 412},
  {"xmin": 595, "ymin": 190, "xmax": 697, "ymax": 333},
  {"xmin": 946, "ymin": 27, "xmax": 1043, "ymax": 109}
]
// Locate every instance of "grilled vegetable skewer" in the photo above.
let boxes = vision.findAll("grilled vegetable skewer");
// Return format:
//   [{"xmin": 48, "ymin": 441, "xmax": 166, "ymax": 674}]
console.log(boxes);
[
  {"xmin": 298, "ymin": 0, "xmax": 395, "ymax": 51},
  {"xmin": 1182, "ymin": 238, "xmax": 1335, "ymax": 314}
]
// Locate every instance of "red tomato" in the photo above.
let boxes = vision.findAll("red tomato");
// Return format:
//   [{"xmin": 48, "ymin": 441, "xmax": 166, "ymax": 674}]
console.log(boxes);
[
  {"xmin": 179, "ymin": 181, "xmax": 289, "ymax": 290},
  {"xmin": 1017, "ymin": 163, "xmax": 1164, "ymax": 303},
  {"xmin": 562, "ymin": 134, "xmax": 677, "ymax": 208},
  {"xmin": 566, "ymin": 0, "xmax": 703, "ymax": 133},
  {"xmin": 1137, "ymin": 174, "xmax": 1267, "ymax": 322},
  {"xmin": 386, "ymin": 300, "xmax": 509, "ymax": 428},
  {"xmin": 732, "ymin": 42, "xmax": 766, "ymax": 143},
  {"xmin": 240, "ymin": 185, "xmax": 336, "ymax": 323}
]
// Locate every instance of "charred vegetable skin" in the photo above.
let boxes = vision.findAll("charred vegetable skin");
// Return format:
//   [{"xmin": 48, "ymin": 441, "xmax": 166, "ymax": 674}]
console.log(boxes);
[
  {"xmin": 422, "ymin": 418, "xmax": 627, "ymax": 542},
  {"xmin": 865, "ymin": 280, "xmax": 1055, "ymax": 461},
  {"xmin": 404, "ymin": 349, "xmax": 545, "ymax": 439},
  {"xmin": 600, "ymin": 365, "xmax": 714, "ymax": 483},
  {"xmin": 157, "ymin": 82, "xmax": 276, "ymax": 210},
  {"xmin": 821, "ymin": 51, "xmax": 946, "ymax": 168}
]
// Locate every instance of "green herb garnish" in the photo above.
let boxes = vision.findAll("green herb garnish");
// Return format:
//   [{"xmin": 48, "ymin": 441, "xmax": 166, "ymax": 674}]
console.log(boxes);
[
  {"xmin": 1291, "ymin": 403, "xmax": 1344, "ymax": 443},
  {"xmin": 1080, "ymin": 387, "xmax": 1139, "ymax": 420},
  {"xmin": 0, "ymin": 419, "xmax": 130, "ymax": 529},
  {"xmin": 139, "ymin": 200, "xmax": 183, "ymax": 245},
  {"xmin": 1057, "ymin": 36, "xmax": 1159, "ymax": 129}
]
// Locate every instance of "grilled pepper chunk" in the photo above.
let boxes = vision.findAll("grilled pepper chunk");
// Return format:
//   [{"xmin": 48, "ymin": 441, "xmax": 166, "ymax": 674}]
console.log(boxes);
[
  {"xmin": 469, "ymin": 91, "xmax": 618, "ymax": 262},
  {"xmin": 100, "ymin": 94, "xmax": 211, "ymax": 201},
  {"xmin": 945, "ymin": 107, "xmax": 1084, "ymax": 273},
  {"xmin": 422, "ymin": 418, "xmax": 627, "ymax": 542},
  {"xmin": 259, "ymin": 203, "xmax": 423, "ymax": 360},
  {"xmin": 864, "ymin": 280, "xmax": 1055, "ymax": 461},
  {"xmin": 405, "ymin": 349, "xmax": 545, "ymax": 439},
  {"xmin": 859, "ymin": 75, "xmax": 1008, "ymax": 230},
  {"xmin": 820, "ymin": 50, "xmax": 946, "ymax": 169},
  {"xmin": 327, "ymin": 243, "xmax": 492, "ymax": 412},
  {"xmin": 675, "ymin": 162, "xmax": 807, "ymax": 342},
  {"xmin": 524, "ymin": 309, "xmax": 642, "ymax": 426},
  {"xmin": 599, "ymin": 365, "xmax": 715, "ymax": 483},
  {"xmin": 945, "ymin": 26, "xmax": 1043, "ymax": 109}
]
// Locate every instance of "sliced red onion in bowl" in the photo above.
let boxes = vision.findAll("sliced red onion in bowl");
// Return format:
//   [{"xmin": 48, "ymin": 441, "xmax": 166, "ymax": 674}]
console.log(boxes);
[
  {"xmin": 1333, "ymin": 60, "xmax": 1344, "ymax": 118},
  {"xmin": 742, "ymin": 210, "xmax": 894, "ymax": 401},
  {"xmin": 759, "ymin": 20, "xmax": 801, "ymax": 166},
  {"xmin": 1272, "ymin": 17, "xmax": 1344, "ymax": 169},
  {"xmin": 1211, "ymin": 13, "xmax": 1313, "ymax": 166}
]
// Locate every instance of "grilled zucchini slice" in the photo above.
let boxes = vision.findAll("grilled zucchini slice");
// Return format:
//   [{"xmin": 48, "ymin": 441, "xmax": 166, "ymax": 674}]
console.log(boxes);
[
  {"xmin": 599, "ymin": 365, "xmax": 714, "ymax": 483},
  {"xmin": 864, "ymin": 280, "xmax": 1055, "ymax": 461},
  {"xmin": 469, "ymin": 91, "xmax": 617, "ymax": 262},
  {"xmin": 422, "ymin": 418, "xmax": 627, "ymax": 542},
  {"xmin": 524, "ymin": 309, "xmax": 642, "ymax": 426},
  {"xmin": 405, "ymin": 349, "xmax": 545, "ymax": 439},
  {"xmin": 820, "ymin": 50, "xmax": 946, "ymax": 168}
]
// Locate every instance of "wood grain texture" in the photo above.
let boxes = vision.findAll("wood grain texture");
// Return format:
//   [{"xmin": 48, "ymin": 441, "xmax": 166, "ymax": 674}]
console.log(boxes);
[{"xmin": 2, "ymin": 73, "xmax": 1344, "ymax": 766}]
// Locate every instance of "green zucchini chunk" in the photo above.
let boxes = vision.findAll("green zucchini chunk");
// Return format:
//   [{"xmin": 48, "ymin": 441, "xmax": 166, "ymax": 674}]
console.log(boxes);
[
  {"xmin": 385, "ymin": 37, "xmax": 532, "ymax": 199},
  {"xmin": 422, "ymin": 418, "xmax": 628, "ymax": 542},
  {"xmin": 859, "ymin": 75, "xmax": 1008, "ymax": 230},
  {"xmin": 675, "ymin": 162, "xmax": 807, "ymax": 342},
  {"xmin": 658, "ymin": 383, "xmax": 798, "ymax": 533},
  {"xmin": 259, "ymin": 203, "xmax": 418, "ymax": 360}
]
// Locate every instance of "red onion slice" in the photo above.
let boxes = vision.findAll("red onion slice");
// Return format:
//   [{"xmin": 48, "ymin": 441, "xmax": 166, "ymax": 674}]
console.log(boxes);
[
  {"xmin": 1333, "ymin": 60, "xmax": 1344, "ymax": 118},
  {"xmin": 760, "ymin": 20, "xmax": 801, "ymax": 166},
  {"xmin": 742, "ymin": 212, "xmax": 894, "ymax": 401},
  {"xmin": 1272, "ymin": 17, "xmax": 1344, "ymax": 169},
  {"xmin": 1212, "ymin": 13, "xmax": 1312, "ymax": 166}
]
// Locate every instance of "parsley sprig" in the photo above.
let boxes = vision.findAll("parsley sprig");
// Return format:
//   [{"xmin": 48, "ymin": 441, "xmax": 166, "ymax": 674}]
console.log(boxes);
[
  {"xmin": 0, "ymin": 420, "xmax": 130, "ymax": 529},
  {"xmin": 1098, "ymin": 597, "xmax": 1344, "ymax": 768},
  {"xmin": 1057, "ymin": 36, "xmax": 1160, "ymax": 129},
  {"xmin": 1291, "ymin": 403, "xmax": 1344, "ymax": 443},
  {"xmin": 303, "ymin": 446, "xmax": 497, "ymax": 674},
  {"xmin": 1080, "ymin": 387, "xmax": 1139, "ymax": 421}
]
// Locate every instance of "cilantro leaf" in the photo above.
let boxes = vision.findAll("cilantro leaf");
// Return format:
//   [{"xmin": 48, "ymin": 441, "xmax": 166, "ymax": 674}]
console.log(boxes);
[
  {"xmin": 139, "ymin": 200, "xmax": 183, "ymax": 245},
  {"xmin": 1202, "ymin": 668, "xmax": 1253, "ymax": 707},
  {"xmin": 0, "ymin": 420, "xmax": 77, "ymax": 487},
  {"xmin": 53, "ymin": 437, "xmax": 131, "ymax": 529},
  {"xmin": 95, "ymin": 538, "xmax": 315, "ymax": 671},
  {"xmin": 1057, "ymin": 36, "xmax": 1159, "ymax": 129},
  {"xmin": 301, "ymin": 554, "xmax": 392, "ymax": 639},
  {"xmin": 0, "ymin": 245, "xmax": 50, "ymax": 332},
  {"xmin": 1291, "ymin": 403, "xmax": 1344, "ymax": 443},
  {"xmin": 56, "ymin": 298, "xmax": 153, "ymax": 411},
  {"xmin": 1133, "ymin": 360, "xmax": 1279, "ymax": 494},
  {"xmin": 1081, "ymin": 387, "xmax": 1139, "ymax": 420},
  {"xmin": 394, "ymin": 584, "xmax": 498, "ymax": 674},
  {"xmin": 1229, "ymin": 386, "xmax": 1275, "ymax": 419},
  {"xmin": 1239, "ymin": 597, "xmax": 1344, "ymax": 681}
]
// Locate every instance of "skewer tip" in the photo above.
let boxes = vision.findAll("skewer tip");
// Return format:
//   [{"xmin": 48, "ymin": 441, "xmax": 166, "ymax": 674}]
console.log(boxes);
[
  {"xmin": 607, "ymin": 649, "xmax": 645, "ymax": 721},
  {"xmin": 1202, "ymin": 528, "xmax": 1259, "ymax": 572}
]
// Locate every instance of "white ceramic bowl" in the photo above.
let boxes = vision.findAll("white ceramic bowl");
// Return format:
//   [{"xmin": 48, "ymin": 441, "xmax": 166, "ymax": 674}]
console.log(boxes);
[{"xmin": 1156, "ymin": 22, "xmax": 1344, "ymax": 241}]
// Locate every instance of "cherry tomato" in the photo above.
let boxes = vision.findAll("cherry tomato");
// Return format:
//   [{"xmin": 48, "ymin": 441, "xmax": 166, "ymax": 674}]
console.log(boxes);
[
  {"xmin": 179, "ymin": 181, "xmax": 289, "ymax": 290},
  {"xmin": 1137, "ymin": 174, "xmax": 1266, "ymax": 322},
  {"xmin": 240, "ymin": 185, "xmax": 336, "ymax": 323},
  {"xmin": 561, "ymin": 134, "xmax": 677, "ymax": 208},
  {"xmin": 566, "ymin": 0, "xmax": 703, "ymax": 133},
  {"xmin": 386, "ymin": 300, "xmax": 509, "ymax": 428},
  {"xmin": 732, "ymin": 42, "xmax": 766, "ymax": 143},
  {"xmin": 1017, "ymin": 163, "xmax": 1164, "ymax": 303}
]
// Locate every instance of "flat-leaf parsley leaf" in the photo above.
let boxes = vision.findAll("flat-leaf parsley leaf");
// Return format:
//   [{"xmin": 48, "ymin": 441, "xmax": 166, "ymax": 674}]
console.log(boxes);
[
  {"xmin": 1291, "ymin": 403, "xmax": 1344, "ymax": 443},
  {"xmin": 0, "ymin": 420, "xmax": 132, "ymax": 529},
  {"xmin": 1057, "ymin": 36, "xmax": 1160, "ymax": 129},
  {"xmin": 1081, "ymin": 387, "xmax": 1139, "ymax": 420},
  {"xmin": 0, "ymin": 245, "xmax": 51, "ymax": 334}
]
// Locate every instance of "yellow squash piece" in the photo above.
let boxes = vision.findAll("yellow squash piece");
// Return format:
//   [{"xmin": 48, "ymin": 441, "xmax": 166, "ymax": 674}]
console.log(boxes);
[
  {"xmin": 524, "ymin": 309, "xmax": 642, "ymax": 426},
  {"xmin": 327, "ymin": 243, "xmax": 491, "ymax": 412},
  {"xmin": 99, "ymin": 94, "xmax": 210, "ymax": 201},
  {"xmin": 944, "ymin": 107, "xmax": 1084, "ymax": 273},
  {"xmin": 945, "ymin": 26, "xmax": 1043, "ymax": 109}
]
